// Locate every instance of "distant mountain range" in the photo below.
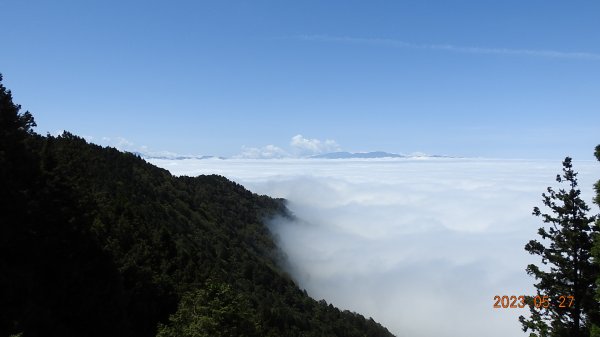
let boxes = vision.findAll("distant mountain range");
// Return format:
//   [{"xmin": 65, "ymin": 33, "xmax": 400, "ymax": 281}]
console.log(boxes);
[
  {"xmin": 132, "ymin": 152, "xmax": 225, "ymax": 160},
  {"xmin": 310, "ymin": 151, "xmax": 404, "ymax": 159},
  {"xmin": 311, "ymin": 151, "xmax": 456, "ymax": 159},
  {"xmin": 135, "ymin": 151, "xmax": 454, "ymax": 160}
]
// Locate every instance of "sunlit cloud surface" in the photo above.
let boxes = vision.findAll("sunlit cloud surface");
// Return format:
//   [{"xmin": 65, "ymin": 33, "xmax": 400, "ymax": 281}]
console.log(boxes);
[{"xmin": 150, "ymin": 157, "xmax": 600, "ymax": 337}]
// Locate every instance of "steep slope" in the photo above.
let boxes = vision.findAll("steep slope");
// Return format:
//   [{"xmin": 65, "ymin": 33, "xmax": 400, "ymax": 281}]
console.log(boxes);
[{"xmin": 0, "ymin": 75, "xmax": 395, "ymax": 337}]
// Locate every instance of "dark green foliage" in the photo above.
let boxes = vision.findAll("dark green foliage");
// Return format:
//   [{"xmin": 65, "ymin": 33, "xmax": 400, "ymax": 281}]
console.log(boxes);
[
  {"xmin": 1, "ymin": 76, "xmax": 130, "ymax": 336},
  {"xmin": 520, "ymin": 157, "xmax": 600, "ymax": 337},
  {"xmin": 157, "ymin": 282, "xmax": 258, "ymax": 337},
  {"xmin": 593, "ymin": 146, "xmax": 600, "ymax": 337},
  {"xmin": 0, "ymin": 74, "xmax": 395, "ymax": 337}
]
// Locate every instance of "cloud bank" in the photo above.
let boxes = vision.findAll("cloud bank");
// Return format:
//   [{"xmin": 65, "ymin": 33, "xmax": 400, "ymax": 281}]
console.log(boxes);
[{"xmin": 149, "ymin": 157, "xmax": 600, "ymax": 337}]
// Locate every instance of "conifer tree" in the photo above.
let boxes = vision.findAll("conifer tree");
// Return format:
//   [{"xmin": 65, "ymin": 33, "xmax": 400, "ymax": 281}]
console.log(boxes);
[
  {"xmin": 520, "ymin": 157, "xmax": 599, "ymax": 337},
  {"xmin": 592, "ymin": 145, "xmax": 600, "ymax": 337}
]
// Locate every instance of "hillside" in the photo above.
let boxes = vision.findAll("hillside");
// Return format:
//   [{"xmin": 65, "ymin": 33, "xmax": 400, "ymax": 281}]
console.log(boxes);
[{"xmin": 0, "ymin": 75, "xmax": 395, "ymax": 337}]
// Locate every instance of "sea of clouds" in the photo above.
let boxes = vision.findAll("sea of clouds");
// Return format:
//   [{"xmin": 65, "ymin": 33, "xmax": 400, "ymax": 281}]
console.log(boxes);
[{"xmin": 150, "ymin": 157, "xmax": 599, "ymax": 337}]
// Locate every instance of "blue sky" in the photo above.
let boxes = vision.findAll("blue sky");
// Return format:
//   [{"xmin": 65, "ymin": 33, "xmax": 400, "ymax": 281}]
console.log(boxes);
[{"xmin": 2, "ymin": 0, "xmax": 599, "ymax": 159}]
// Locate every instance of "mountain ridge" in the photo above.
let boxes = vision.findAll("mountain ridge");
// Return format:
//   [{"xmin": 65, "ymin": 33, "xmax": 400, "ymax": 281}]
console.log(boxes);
[
  {"xmin": 0, "ymin": 75, "xmax": 395, "ymax": 337},
  {"xmin": 310, "ymin": 151, "xmax": 405, "ymax": 159},
  {"xmin": 137, "ymin": 150, "xmax": 455, "ymax": 160}
]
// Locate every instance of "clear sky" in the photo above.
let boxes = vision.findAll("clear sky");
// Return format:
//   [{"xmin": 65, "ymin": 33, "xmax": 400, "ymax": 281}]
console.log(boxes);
[{"xmin": 2, "ymin": 0, "xmax": 599, "ymax": 159}]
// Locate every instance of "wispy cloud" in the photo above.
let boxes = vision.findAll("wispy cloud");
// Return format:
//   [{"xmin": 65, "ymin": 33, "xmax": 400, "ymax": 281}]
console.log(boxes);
[{"xmin": 296, "ymin": 35, "xmax": 600, "ymax": 60}]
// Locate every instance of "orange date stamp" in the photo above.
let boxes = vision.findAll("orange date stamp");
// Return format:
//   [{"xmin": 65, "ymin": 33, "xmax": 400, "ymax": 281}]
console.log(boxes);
[{"xmin": 493, "ymin": 295, "xmax": 574, "ymax": 309}]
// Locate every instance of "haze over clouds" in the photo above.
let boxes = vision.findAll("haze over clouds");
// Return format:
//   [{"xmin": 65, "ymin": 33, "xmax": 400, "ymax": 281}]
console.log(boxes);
[
  {"xmin": 150, "ymin": 157, "xmax": 600, "ymax": 337},
  {"xmin": 290, "ymin": 134, "xmax": 341, "ymax": 156},
  {"xmin": 236, "ymin": 144, "xmax": 289, "ymax": 159},
  {"xmin": 94, "ymin": 134, "xmax": 346, "ymax": 159},
  {"xmin": 236, "ymin": 135, "xmax": 342, "ymax": 159}
]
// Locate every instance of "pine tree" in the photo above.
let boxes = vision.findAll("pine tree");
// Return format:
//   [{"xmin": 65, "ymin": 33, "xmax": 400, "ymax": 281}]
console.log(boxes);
[
  {"xmin": 592, "ymin": 145, "xmax": 600, "ymax": 337},
  {"xmin": 520, "ymin": 157, "xmax": 599, "ymax": 337}
]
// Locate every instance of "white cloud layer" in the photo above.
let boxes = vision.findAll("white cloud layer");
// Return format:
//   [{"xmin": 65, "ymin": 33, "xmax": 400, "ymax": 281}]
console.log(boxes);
[{"xmin": 149, "ymin": 157, "xmax": 600, "ymax": 337}]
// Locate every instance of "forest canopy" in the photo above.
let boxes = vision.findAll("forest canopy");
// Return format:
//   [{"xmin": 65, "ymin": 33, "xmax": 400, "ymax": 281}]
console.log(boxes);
[{"xmin": 0, "ymin": 74, "xmax": 395, "ymax": 337}]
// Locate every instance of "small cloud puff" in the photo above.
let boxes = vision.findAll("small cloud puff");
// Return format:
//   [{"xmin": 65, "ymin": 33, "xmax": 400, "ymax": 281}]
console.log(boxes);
[
  {"xmin": 233, "ymin": 135, "xmax": 341, "ymax": 158},
  {"xmin": 99, "ymin": 136, "xmax": 135, "ymax": 151},
  {"xmin": 290, "ymin": 134, "xmax": 340, "ymax": 155},
  {"xmin": 235, "ymin": 144, "xmax": 289, "ymax": 159}
]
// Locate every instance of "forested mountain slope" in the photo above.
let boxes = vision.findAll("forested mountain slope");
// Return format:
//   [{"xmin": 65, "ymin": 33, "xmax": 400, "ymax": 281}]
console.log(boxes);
[{"xmin": 0, "ymin": 75, "xmax": 395, "ymax": 337}]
